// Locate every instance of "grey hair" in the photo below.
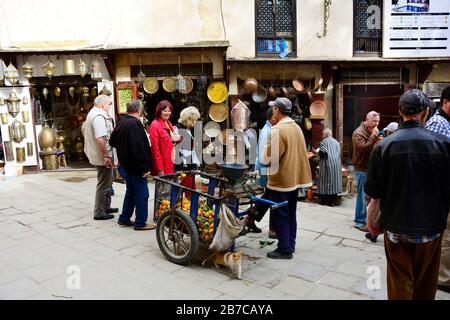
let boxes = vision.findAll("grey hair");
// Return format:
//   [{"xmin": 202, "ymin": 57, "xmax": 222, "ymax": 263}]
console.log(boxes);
[
  {"xmin": 94, "ymin": 94, "xmax": 110, "ymax": 107},
  {"xmin": 323, "ymin": 128, "xmax": 332, "ymax": 138},
  {"xmin": 266, "ymin": 106, "xmax": 274, "ymax": 120},
  {"xmin": 178, "ymin": 106, "xmax": 201, "ymax": 128},
  {"xmin": 126, "ymin": 99, "xmax": 142, "ymax": 113}
]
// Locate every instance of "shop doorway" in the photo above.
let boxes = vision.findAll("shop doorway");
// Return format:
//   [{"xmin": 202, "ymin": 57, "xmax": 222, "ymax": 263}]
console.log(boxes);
[
  {"xmin": 342, "ymin": 84, "xmax": 403, "ymax": 164},
  {"xmin": 30, "ymin": 76, "xmax": 103, "ymax": 170}
]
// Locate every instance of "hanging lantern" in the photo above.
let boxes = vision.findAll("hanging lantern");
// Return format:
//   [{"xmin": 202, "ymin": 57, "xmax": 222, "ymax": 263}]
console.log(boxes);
[
  {"xmin": 42, "ymin": 87, "xmax": 49, "ymax": 100},
  {"xmin": 4, "ymin": 63, "xmax": 19, "ymax": 85},
  {"xmin": 41, "ymin": 59, "xmax": 56, "ymax": 79},
  {"xmin": 9, "ymin": 119, "xmax": 27, "ymax": 143},
  {"xmin": 22, "ymin": 62, "xmax": 34, "ymax": 79},
  {"xmin": 64, "ymin": 59, "xmax": 75, "ymax": 75},
  {"xmin": 90, "ymin": 58, "xmax": 102, "ymax": 80},
  {"xmin": 137, "ymin": 70, "xmax": 146, "ymax": 87},
  {"xmin": 79, "ymin": 59, "xmax": 87, "ymax": 78},
  {"xmin": 5, "ymin": 89, "xmax": 21, "ymax": 117}
]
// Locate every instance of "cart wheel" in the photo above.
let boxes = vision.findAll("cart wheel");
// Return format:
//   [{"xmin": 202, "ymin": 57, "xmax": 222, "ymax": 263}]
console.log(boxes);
[{"xmin": 156, "ymin": 209, "xmax": 199, "ymax": 265}]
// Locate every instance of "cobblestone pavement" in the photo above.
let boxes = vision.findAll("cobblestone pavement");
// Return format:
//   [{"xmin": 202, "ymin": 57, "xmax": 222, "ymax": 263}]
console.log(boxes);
[{"xmin": 0, "ymin": 171, "xmax": 448, "ymax": 300}]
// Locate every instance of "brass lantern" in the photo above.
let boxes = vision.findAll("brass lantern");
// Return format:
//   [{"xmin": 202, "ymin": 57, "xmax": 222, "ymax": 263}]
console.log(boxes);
[
  {"xmin": 79, "ymin": 59, "xmax": 87, "ymax": 78},
  {"xmin": 22, "ymin": 62, "xmax": 34, "ymax": 79},
  {"xmin": 41, "ymin": 59, "xmax": 56, "ymax": 79},
  {"xmin": 5, "ymin": 89, "xmax": 21, "ymax": 117},
  {"xmin": 64, "ymin": 59, "xmax": 75, "ymax": 75},
  {"xmin": 4, "ymin": 63, "xmax": 19, "ymax": 85},
  {"xmin": 9, "ymin": 119, "xmax": 27, "ymax": 143}
]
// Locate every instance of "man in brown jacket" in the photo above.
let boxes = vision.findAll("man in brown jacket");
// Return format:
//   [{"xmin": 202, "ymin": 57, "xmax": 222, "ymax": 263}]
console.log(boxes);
[
  {"xmin": 352, "ymin": 111, "xmax": 380, "ymax": 231},
  {"xmin": 260, "ymin": 97, "xmax": 312, "ymax": 259}
]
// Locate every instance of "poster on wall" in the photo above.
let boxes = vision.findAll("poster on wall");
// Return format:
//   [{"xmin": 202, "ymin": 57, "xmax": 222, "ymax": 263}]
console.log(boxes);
[{"xmin": 383, "ymin": 0, "xmax": 450, "ymax": 58}]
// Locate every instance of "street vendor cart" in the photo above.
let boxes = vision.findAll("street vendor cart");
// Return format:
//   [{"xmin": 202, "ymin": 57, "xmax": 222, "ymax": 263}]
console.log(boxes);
[{"xmin": 153, "ymin": 163, "xmax": 288, "ymax": 265}]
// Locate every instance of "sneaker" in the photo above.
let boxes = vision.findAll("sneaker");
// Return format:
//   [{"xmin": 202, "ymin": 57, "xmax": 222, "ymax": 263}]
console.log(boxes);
[
  {"xmin": 94, "ymin": 213, "xmax": 114, "ymax": 220},
  {"xmin": 106, "ymin": 208, "xmax": 119, "ymax": 214},
  {"xmin": 118, "ymin": 220, "xmax": 134, "ymax": 226},
  {"xmin": 134, "ymin": 223, "xmax": 157, "ymax": 231},
  {"xmin": 267, "ymin": 249, "xmax": 293, "ymax": 260},
  {"xmin": 365, "ymin": 232, "xmax": 378, "ymax": 243}
]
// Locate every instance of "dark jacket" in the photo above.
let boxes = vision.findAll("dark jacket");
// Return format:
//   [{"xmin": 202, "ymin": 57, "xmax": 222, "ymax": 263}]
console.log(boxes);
[
  {"xmin": 365, "ymin": 120, "xmax": 450, "ymax": 236},
  {"xmin": 352, "ymin": 122, "xmax": 379, "ymax": 172},
  {"xmin": 174, "ymin": 123, "xmax": 198, "ymax": 171},
  {"xmin": 110, "ymin": 115, "xmax": 152, "ymax": 175}
]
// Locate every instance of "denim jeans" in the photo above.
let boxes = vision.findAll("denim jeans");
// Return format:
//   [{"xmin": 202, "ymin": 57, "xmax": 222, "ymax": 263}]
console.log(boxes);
[
  {"xmin": 118, "ymin": 166, "xmax": 149, "ymax": 228},
  {"xmin": 354, "ymin": 171, "xmax": 367, "ymax": 225}
]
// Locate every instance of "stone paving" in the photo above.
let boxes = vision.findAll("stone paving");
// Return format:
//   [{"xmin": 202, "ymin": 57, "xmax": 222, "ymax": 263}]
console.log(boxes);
[{"xmin": 0, "ymin": 171, "xmax": 449, "ymax": 300}]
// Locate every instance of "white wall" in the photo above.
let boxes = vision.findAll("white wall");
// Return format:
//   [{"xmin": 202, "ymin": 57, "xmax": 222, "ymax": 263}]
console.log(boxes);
[
  {"xmin": 0, "ymin": 0, "xmax": 354, "ymax": 60},
  {"xmin": 0, "ymin": 0, "xmax": 226, "ymax": 51}
]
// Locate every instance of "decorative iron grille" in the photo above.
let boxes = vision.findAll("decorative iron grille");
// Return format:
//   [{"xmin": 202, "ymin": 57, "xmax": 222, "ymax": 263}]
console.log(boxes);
[
  {"xmin": 354, "ymin": 0, "xmax": 382, "ymax": 55},
  {"xmin": 255, "ymin": 0, "xmax": 296, "ymax": 55}
]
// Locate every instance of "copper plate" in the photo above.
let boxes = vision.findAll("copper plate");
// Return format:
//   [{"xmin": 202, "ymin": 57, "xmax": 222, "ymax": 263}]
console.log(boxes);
[
  {"xmin": 208, "ymin": 103, "xmax": 228, "ymax": 122},
  {"xmin": 309, "ymin": 100, "xmax": 327, "ymax": 116},
  {"xmin": 143, "ymin": 77, "xmax": 159, "ymax": 94},
  {"xmin": 207, "ymin": 82, "xmax": 228, "ymax": 103},
  {"xmin": 292, "ymin": 79, "xmax": 304, "ymax": 92},
  {"xmin": 162, "ymin": 77, "xmax": 177, "ymax": 93},
  {"xmin": 179, "ymin": 77, "xmax": 194, "ymax": 94}
]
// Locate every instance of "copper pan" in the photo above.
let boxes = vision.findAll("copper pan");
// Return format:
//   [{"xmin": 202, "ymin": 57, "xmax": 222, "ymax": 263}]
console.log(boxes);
[
  {"xmin": 267, "ymin": 85, "xmax": 277, "ymax": 99},
  {"xmin": 314, "ymin": 78, "xmax": 324, "ymax": 91},
  {"xmin": 252, "ymin": 87, "xmax": 267, "ymax": 103},
  {"xmin": 292, "ymin": 79, "xmax": 304, "ymax": 92},
  {"xmin": 281, "ymin": 86, "xmax": 289, "ymax": 97},
  {"xmin": 243, "ymin": 78, "xmax": 258, "ymax": 93}
]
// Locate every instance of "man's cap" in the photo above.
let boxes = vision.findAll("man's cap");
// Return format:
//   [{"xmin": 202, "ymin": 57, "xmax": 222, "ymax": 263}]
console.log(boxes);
[
  {"xmin": 268, "ymin": 97, "xmax": 292, "ymax": 114},
  {"xmin": 383, "ymin": 122, "xmax": 399, "ymax": 132},
  {"xmin": 399, "ymin": 89, "xmax": 432, "ymax": 115}
]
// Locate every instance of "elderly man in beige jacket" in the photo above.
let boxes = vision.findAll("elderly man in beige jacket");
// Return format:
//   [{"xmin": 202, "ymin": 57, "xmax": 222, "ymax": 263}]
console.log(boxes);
[{"xmin": 260, "ymin": 97, "xmax": 312, "ymax": 259}]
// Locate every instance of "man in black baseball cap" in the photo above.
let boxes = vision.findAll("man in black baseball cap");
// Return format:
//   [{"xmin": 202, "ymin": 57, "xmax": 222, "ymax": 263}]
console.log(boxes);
[{"xmin": 365, "ymin": 89, "xmax": 450, "ymax": 299}]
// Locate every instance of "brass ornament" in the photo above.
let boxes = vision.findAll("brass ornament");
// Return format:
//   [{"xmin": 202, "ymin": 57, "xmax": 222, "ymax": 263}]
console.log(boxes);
[
  {"xmin": 79, "ymin": 59, "xmax": 87, "ymax": 78},
  {"xmin": 5, "ymin": 89, "xmax": 21, "ymax": 117},
  {"xmin": 38, "ymin": 124, "xmax": 57, "ymax": 151},
  {"xmin": 22, "ymin": 111, "xmax": 30, "ymax": 123},
  {"xmin": 4, "ymin": 141, "xmax": 14, "ymax": 161},
  {"xmin": 27, "ymin": 142, "xmax": 34, "ymax": 156},
  {"xmin": 41, "ymin": 59, "xmax": 56, "ymax": 79},
  {"xmin": 0, "ymin": 97, "xmax": 4, "ymax": 106},
  {"xmin": 8, "ymin": 119, "xmax": 27, "ymax": 143},
  {"xmin": 22, "ymin": 96, "xmax": 29, "ymax": 105},
  {"xmin": 1, "ymin": 113, "xmax": 8, "ymax": 124},
  {"xmin": 16, "ymin": 147, "xmax": 25, "ymax": 163},
  {"xmin": 64, "ymin": 59, "xmax": 75, "ymax": 74},
  {"xmin": 22, "ymin": 62, "xmax": 34, "ymax": 79},
  {"xmin": 4, "ymin": 63, "xmax": 19, "ymax": 85}
]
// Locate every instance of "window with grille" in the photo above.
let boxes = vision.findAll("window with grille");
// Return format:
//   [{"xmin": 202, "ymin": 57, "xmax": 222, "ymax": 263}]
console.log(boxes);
[
  {"xmin": 354, "ymin": 0, "xmax": 383, "ymax": 55},
  {"xmin": 255, "ymin": 0, "xmax": 296, "ymax": 57}
]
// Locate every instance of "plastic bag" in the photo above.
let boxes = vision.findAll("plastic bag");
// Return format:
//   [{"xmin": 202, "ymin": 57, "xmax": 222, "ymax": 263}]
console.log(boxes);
[{"xmin": 209, "ymin": 203, "xmax": 245, "ymax": 252}]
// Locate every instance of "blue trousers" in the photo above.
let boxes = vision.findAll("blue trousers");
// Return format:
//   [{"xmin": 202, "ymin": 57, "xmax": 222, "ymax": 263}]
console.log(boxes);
[
  {"xmin": 118, "ymin": 166, "xmax": 149, "ymax": 228},
  {"xmin": 354, "ymin": 171, "xmax": 367, "ymax": 225},
  {"xmin": 269, "ymin": 189, "xmax": 299, "ymax": 254}
]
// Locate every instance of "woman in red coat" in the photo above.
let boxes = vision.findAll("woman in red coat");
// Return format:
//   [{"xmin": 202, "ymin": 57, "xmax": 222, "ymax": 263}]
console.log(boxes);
[{"xmin": 148, "ymin": 100, "xmax": 181, "ymax": 176}]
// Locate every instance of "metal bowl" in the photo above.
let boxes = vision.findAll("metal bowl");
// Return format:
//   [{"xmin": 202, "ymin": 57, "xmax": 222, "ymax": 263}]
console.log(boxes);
[
  {"xmin": 252, "ymin": 87, "xmax": 267, "ymax": 103},
  {"xmin": 218, "ymin": 163, "xmax": 249, "ymax": 184}
]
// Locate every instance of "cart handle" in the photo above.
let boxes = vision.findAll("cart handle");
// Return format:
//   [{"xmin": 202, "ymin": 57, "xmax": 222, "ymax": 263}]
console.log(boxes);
[
  {"xmin": 153, "ymin": 176, "xmax": 226, "ymax": 201},
  {"xmin": 249, "ymin": 196, "xmax": 288, "ymax": 210}
]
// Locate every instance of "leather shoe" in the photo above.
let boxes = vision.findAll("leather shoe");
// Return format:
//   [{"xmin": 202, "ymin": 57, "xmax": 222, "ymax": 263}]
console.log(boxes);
[
  {"xmin": 267, "ymin": 249, "xmax": 293, "ymax": 260},
  {"xmin": 365, "ymin": 232, "xmax": 378, "ymax": 243},
  {"xmin": 94, "ymin": 213, "xmax": 114, "ymax": 220},
  {"xmin": 134, "ymin": 222, "xmax": 156, "ymax": 231},
  {"xmin": 268, "ymin": 230, "xmax": 277, "ymax": 239},
  {"xmin": 437, "ymin": 284, "xmax": 450, "ymax": 293},
  {"xmin": 118, "ymin": 220, "xmax": 134, "ymax": 226},
  {"xmin": 106, "ymin": 208, "xmax": 119, "ymax": 214},
  {"xmin": 354, "ymin": 224, "xmax": 369, "ymax": 232}
]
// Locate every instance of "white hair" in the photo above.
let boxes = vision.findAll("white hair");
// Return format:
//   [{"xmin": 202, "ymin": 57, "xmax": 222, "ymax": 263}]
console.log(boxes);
[
  {"xmin": 94, "ymin": 94, "xmax": 109, "ymax": 107},
  {"xmin": 178, "ymin": 106, "xmax": 201, "ymax": 128},
  {"xmin": 323, "ymin": 128, "xmax": 332, "ymax": 138}
]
